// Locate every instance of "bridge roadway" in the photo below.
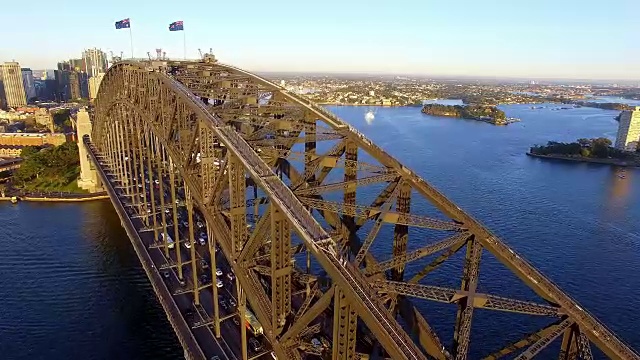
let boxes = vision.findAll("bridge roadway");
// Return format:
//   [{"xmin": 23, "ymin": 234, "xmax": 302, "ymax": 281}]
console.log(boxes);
[
  {"xmin": 84, "ymin": 139, "xmax": 279, "ymax": 360},
  {"xmin": 170, "ymin": 79, "xmax": 427, "ymax": 360}
]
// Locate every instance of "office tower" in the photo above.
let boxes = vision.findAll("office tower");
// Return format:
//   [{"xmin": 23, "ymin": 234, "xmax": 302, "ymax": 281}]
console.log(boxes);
[
  {"xmin": 54, "ymin": 69, "xmax": 70, "ymax": 102},
  {"xmin": 57, "ymin": 61, "xmax": 72, "ymax": 71},
  {"xmin": 615, "ymin": 107, "xmax": 640, "ymax": 151},
  {"xmin": 1, "ymin": 62, "xmax": 27, "ymax": 108},
  {"xmin": 83, "ymin": 48, "xmax": 108, "ymax": 77},
  {"xmin": 79, "ymin": 72, "xmax": 89, "ymax": 99},
  {"xmin": 69, "ymin": 71, "xmax": 81, "ymax": 100},
  {"xmin": 34, "ymin": 79, "xmax": 57, "ymax": 101},
  {"xmin": 0, "ymin": 69, "xmax": 6, "ymax": 109},
  {"xmin": 32, "ymin": 70, "xmax": 45, "ymax": 80},
  {"xmin": 21, "ymin": 68, "xmax": 36, "ymax": 102},
  {"xmin": 69, "ymin": 58, "xmax": 85, "ymax": 72}
]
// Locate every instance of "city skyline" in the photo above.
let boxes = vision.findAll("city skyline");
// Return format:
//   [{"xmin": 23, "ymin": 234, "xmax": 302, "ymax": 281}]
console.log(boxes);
[{"xmin": 0, "ymin": 0, "xmax": 639, "ymax": 80}]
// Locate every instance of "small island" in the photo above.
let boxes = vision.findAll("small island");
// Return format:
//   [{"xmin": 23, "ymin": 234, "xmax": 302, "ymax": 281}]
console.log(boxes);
[
  {"xmin": 527, "ymin": 138, "xmax": 640, "ymax": 167},
  {"xmin": 421, "ymin": 104, "xmax": 519, "ymax": 125}
]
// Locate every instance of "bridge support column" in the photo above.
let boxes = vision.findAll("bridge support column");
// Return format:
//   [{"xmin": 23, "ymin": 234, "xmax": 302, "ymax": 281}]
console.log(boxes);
[{"xmin": 76, "ymin": 108, "xmax": 103, "ymax": 193}]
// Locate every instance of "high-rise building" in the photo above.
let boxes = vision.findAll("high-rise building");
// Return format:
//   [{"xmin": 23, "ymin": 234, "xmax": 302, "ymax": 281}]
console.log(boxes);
[
  {"xmin": 89, "ymin": 73, "xmax": 105, "ymax": 100},
  {"xmin": 57, "ymin": 61, "xmax": 72, "ymax": 72},
  {"xmin": 43, "ymin": 79, "xmax": 57, "ymax": 101},
  {"xmin": 615, "ymin": 106, "xmax": 640, "ymax": 152},
  {"xmin": 34, "ymin": 79, "xmax": 56, "ymax": 101},
  {"xmin": 83, "ymin": 48, "xmax": 108, "ymax": 77},
  {"xmin": 69, "ymin": 71, "xmax": 81, "ymax": 100},
  {"xmin": 32, "ymin": 70, "xmax": 49, "ymax": 80},
  {"xmin": 54, "ymin": 69, "xmax": 70, "ymax": 102},
  {"xmin": 0, "ymin": 69, "xmax": 6, "ymax": 110},
  {"xmin": 69, "ymin": 58, "xmax": 86, "ymax": 72},
  {"xmin": 21, "ymin": 68, "xmax": 36, "ymax": 102},
  {"xmin": 1, "ymin": 62, "xmax": 27, "ymax": 108}
]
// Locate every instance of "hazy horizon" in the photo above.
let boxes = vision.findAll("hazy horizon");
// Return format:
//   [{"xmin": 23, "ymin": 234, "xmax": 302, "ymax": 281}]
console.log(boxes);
[{"xmin": 1, "ymin": 0, "xmax": 638, "ymax": 80}]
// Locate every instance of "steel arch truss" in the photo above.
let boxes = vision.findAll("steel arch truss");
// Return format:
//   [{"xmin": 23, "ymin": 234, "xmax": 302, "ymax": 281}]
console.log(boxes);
[{"xmin": 90, "ymin": 60, "xmax": 639, "ymax": 360}]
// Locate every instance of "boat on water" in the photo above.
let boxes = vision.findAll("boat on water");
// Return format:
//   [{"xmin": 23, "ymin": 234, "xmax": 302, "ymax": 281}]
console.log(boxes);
[
  {"xmin": 365, "ymin": 111, "xmax": 375, "ymax": 121},
  {"xmin": 364, "ymin": 109, "xmax": 376, "ymax": 123}
]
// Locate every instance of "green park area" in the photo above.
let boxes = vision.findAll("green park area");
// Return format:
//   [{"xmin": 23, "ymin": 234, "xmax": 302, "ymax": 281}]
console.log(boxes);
[{"xmin": 12, "ymin": 142, "xmax": 85, "ymax": 193}]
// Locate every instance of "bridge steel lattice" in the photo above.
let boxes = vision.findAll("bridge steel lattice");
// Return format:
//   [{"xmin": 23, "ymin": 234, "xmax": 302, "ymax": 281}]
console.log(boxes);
[{"xmin": 88, "ymin": 59, "xmax": 639, "ymax": 360}]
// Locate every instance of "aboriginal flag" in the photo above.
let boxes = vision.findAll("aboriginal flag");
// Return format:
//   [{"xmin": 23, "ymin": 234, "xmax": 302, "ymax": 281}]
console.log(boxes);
[
  {"xmin": 169, "ymin": 21, "xmax": 184, "ymax": 31},
  {"xmin": 115, "ymin": 18, "xmax": 130, "ymax": 29}
]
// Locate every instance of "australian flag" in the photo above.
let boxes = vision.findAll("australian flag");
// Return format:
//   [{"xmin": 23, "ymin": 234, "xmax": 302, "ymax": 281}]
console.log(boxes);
[
  {"xmin": 169, "ymin": 21, "xmax": 184, "ymax": 31},
  {"xmin": 115, "ymin": 18, "xmax": 130, "ymax": 29}
]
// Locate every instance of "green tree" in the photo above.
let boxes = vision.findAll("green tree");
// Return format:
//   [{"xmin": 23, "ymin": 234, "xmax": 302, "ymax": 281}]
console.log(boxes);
[
  {"xmin": 20, "ymin": 146, "xmax": 40, "ymax": 159},
  {"xmin": 591, "ymin": 138, "xmax": 612, "ymax": 158},
  {"xmin": 580, "ymin": 148, "xmax": 591, "ymax": 157}
]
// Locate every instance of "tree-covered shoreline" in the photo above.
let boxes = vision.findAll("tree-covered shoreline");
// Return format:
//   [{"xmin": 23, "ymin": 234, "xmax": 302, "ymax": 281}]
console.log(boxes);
[
  {"xmin": 421, "ymin": 104, "xmax": 512, "ymax": 125},
  {"xmin": 529, "ymin": 138, "xmax": 640, "ymax": 160},
  {"xmin": 12, "ymin": 143, "xmax": 85, "ymax": 193}
]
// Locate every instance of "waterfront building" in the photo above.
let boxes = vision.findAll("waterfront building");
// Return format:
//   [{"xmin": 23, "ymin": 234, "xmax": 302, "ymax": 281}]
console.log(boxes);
[
  {"xmin": 615, "ymin": 106, "xmax": 640, "ymax": 152},
  {"xmin": 1, "ymin": 62, "xmax": 27, "ymax": 108},
  {"xmin": 88, "ymin": 73, "xmax": 105, "ymax": 100},
  {"xmin": 21, "ymin": 68, "xmax": 36, "ymax": 102}
]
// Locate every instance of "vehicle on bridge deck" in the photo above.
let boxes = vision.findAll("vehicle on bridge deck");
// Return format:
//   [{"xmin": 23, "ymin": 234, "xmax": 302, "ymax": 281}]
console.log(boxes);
[
  {"xmin": 244, "ymin": 308, "xmax": 263, "ymax": 336},
  {"xmin": 160, "ymin": 233, "xmax": 175, "ymax": 249}
]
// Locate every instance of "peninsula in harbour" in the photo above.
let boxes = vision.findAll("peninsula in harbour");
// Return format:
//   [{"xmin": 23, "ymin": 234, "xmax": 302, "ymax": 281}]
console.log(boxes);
[
  {"xmin": 527, "ymin": 138, "xmax": 640, "ymax": 167},
  {"xmin": 421, "ymin": 104, "xmax": 519, "ymax": 125}
]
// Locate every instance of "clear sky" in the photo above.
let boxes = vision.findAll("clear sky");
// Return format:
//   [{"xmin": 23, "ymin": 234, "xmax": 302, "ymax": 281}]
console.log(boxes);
[{"xmin": 1, "ymin": 0, "xmax": 638, "ymax": 80}]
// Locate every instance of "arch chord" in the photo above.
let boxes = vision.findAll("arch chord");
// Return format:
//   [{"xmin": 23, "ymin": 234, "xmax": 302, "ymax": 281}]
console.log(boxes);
[{"xmin": 89, "ymin": 60, "xmax": 639, "ymax": 360}]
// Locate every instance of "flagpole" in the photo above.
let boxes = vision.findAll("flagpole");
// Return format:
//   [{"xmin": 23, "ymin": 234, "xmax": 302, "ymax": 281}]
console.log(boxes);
[
  {"xmin": 183, "ymin": 29, "xmax": 186, "ymax": 60},
  {"xmin": 129, "ymin": 26, "xmax": 134, "ymax": 59}
]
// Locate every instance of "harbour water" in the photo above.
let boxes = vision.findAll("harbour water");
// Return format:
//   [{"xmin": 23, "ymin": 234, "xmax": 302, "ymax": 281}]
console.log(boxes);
[{"xmin": 1, "ymin": 104, "xmax": 639, "ymax": 358}]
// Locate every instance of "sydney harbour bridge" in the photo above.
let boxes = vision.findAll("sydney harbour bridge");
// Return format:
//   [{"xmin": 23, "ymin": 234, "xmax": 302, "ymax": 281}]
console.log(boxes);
[{"xmin": 77, "ymin": 54, "xmax": 640, "ymax": 360}]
